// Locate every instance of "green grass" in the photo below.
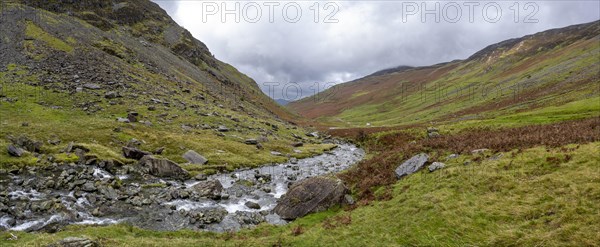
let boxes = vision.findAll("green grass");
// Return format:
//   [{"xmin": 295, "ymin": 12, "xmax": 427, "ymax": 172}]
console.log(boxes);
[
  {"xmin": 25, "ymin": 21, "xmax": 74, "ymax": 53},
  {"xmin": 439, "ymin": 96, "xmax": 600, "ymax": 133},
  {"xmin": 4, "ymin": 142, "xmax": 598, "ymax": 246}
]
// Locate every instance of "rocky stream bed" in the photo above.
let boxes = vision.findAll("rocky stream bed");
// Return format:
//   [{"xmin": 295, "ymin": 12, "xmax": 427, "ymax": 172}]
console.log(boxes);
[{"xmin": 0, "ymin": 142, "xmax": 364, "ymax": 233}]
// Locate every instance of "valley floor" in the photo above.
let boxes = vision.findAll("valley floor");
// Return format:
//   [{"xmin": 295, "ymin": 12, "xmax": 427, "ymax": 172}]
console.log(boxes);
[{"xmin": 2, "ymin": 118, "xmax": 599, "ymax": 247}]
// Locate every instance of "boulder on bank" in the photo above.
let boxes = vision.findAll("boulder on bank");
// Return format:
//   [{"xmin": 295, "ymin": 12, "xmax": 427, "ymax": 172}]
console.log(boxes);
[
  {"xmin": 122, "ymin": 146, "xmax": 150, "ymax": 160},
  {"xmin": 182, "ymin": 150, "xmax": 207, "ymax": 165},
  {"xmin": 428, "ymin": 162, "xmax": 446, "ymax": 172},
  {"xmin": 274, "ymin": 176, "xmax": 349, "ymax": 220},
  {"xmin": 395, "ymin": 153, "xmax": 429, "ymax": 179},
  {"xmin": 48, "ymin": 237, "xmax": 98, "ymax": 247},
  {"xmin": 139, "ymin": 155, "xmax": 190, "ymax": 180},
  {"xmin": 7, "ymin": 145, "xmax": 25, "ymax": 157}
]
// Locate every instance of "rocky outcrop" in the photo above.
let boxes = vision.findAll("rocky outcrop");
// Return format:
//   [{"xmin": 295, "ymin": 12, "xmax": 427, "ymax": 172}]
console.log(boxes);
[
  {"xmin": 138, "ymin": 155, "xmax": 190, "ymax": 180},
  {"xmin": 274, "ymin": 176, "xmax": 349, "ymax": 220},
  {"xmin": 395, "ymin": 153, "xmax": 429, "ymax": 179},
  {"xmin": 9, "ymin": 135, "xmax": 42, "ymax": 153}
]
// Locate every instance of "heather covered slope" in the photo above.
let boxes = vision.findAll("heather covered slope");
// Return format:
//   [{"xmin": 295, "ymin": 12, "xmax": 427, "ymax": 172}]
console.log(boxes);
[
  {"xmin": 289, "ymin": 21, "xmax": 600, "ymax": 128},
  {"xmin": 0, "ymin": 2, "xmax": 326, "ymax": 172}
]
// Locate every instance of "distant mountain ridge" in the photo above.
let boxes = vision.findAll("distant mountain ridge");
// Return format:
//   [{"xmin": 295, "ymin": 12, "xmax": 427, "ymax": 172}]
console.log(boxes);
[
  {"xmin": 289, "ymin": 20, "xmax": 600, "ymax": 127},
  {"xmin": 275, "ymin": 99, "xmax": 291, "ymax": 106}
]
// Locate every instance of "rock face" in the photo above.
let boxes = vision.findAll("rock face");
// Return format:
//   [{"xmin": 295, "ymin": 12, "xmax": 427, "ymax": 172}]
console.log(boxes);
[
  {"xmin": 182, "ymin": 150, "xmax": 207, "ymax": 165},
  {"xmin": 274, "ymin": 176, "xmax": 349, "ymax": 220},
  {"xmin": 139, "ymin": 155, "xmax": 190, "ymax": 180},
  {"xmin": 395, "ymin": 153, "xmax": 429, "ymax": 179}
]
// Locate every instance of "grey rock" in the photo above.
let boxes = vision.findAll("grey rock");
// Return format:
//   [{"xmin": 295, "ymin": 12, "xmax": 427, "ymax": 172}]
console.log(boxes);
[
  {"xmin": 153, "ymin": 147, "xmax": 165, "ymax": 155},
  {"xmin": 245, "ymin": 201, "xmax": 261, "ymax": 209},
  {"xmin": 98, "ymin": 186, "xmax": 119, "ymax": 200},
  {"xmin": 234, "ymin": 211, "xmax": 265, "ymax": 225},
  {"xmin": 244, "ymin": 139, "xmax": 258, "ymax": 145},
  {"xmin": 427, "ymin": 127, "xmax": 439, "ymax": 133},
  {"xmin": 81, "ymin": 181, "xmax": 97, "ymax": 192},
  {"xmin": 48, "ymin": 237, "xmax": 98, "ymax": 247},
  {"xmin": 344, "ymin": 194, "xmax": 355, "ymax": 205},
  {"xmin": 104, "ymin": 91, "xmax": 120, "ymax": 99},
  {"xmin": 182, "ymin": 150, "xmax": 207, "ymax": 165},
  {"xmin": 190, "ymin": 180, "xmax": 223, "ymax": 199},
  {"xmin": 91, "ymin": 208, "xmax": 102, "ymax": 217},
  {"xmin": 428, "ymin": 132, "xmax": 441, "ymax": 138},
  {"xmin": 122, "ymin": 146, "xmax": 150, "ymax": 160},
  {"xmin": 189, "ymin": 207, "xmax": 228, "ymax": 224},
  {"xmin": 274, "ymin": 176, "xmax": 349, "ymax": 220},
  {"xmin": 10, "ymin": 135, "xmax": 42, "ymax": 152},
  {"xmin": 47, "ymin": 138, "xmax": 61, "ymax": 145},
  {"xmin": 139, "ymin": 155, "xmax": 190, "ymax": 180},
  {"xmin": 116, "ymin": 117, "xmax": 130, "ymax": 123},
  {"xmin": 194, "ymin": 173, "xmax": 208, "ymax": 181},
  {"xmin": 217, "ymin": 126, "xmax": 229, "ymax": 132},
  {"xmin": 127, "ymin": 112, "xmax": 138, "ymax": 122},
  {"xmin": 395, "ymin": 153, "xmax": 429, "ymax": 179},
  {"xmin": 83, "ymin": 83, "xmax": 101, "ymax": 90},
  {"xmin": 447, "ymin": 154, "xmax": 459, "ymax": 160},
  {"xmin": 306, "ymin": 132, "xmax": 319, "ymax": 138},
  {"xmin": 428, "ymin": 162, "xmax": 446, "ymax": 172},
  {"xmin": 471, "ymin": 149, "xmax": 490, "ymax": 154},
  {"xmin": 7, "ymin": 145, "xmax": 25, "ymax": 157}
]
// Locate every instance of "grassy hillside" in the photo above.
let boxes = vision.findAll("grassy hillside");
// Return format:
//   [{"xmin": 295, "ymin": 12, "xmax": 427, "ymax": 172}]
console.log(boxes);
[
  {"xmin": 0, "ymin": 2, "xmax": 325, "ymax": 173},
  {"xmin": 289, "ymin": 21, "xmax": 600, "ymax": 128}
]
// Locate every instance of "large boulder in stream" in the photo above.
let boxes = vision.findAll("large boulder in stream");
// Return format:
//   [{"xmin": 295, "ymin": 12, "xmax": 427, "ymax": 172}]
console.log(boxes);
[
  {"xmin": 139, "ymin": 155, "xmax": 190, "ymax": 180},
  {"xmin": 190, "ymin": 180, "xmax": 223, "ymax": 199},
  {"xmin": 274, "ymin": 176, "xmax": 349, "ymax": 220},
  {"xmin": 394, "ymin": 153, "xmax": 429, "ymax": 179}
]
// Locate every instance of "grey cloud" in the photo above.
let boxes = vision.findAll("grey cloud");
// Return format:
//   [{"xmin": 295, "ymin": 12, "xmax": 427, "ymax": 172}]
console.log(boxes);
[{"xmin": 153, "ymin": 1, "xmax": 600, "ymax": 100}]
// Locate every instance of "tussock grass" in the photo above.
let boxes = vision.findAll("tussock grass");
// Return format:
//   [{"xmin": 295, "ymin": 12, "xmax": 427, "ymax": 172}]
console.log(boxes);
[{"xmin": 340, "ymin": 117, "xmax": 600, "ymax": 200}]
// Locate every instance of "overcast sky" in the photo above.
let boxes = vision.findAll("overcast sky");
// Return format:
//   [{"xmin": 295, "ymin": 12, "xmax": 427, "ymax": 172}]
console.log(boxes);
[{"xmin": 153, "ymin": 1, "xmax": 599, "ymax": 100}]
